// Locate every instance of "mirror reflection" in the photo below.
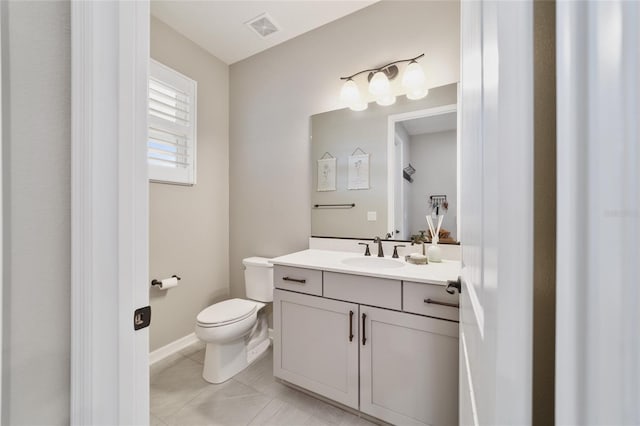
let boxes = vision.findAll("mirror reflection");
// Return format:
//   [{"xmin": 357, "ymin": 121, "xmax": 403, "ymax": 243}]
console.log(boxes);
[
  {"xmin": 393, "ymin": 111, "xmax": 457, "ymax": 242},
  {"xmin": 310, "ymin": 83, "xmax": 459, "ymax": 242}
]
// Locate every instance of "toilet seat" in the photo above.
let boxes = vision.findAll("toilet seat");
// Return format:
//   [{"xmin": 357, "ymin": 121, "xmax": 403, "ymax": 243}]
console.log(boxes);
[{"xmin": 197, "ymin": 298, "xmax": 257, "ymax": 328}]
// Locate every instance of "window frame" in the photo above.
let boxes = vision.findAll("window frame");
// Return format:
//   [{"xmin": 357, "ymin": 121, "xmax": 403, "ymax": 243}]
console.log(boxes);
[{"xmin": 148, "ymin": 59, "xmax": 197, "ymax": 185}]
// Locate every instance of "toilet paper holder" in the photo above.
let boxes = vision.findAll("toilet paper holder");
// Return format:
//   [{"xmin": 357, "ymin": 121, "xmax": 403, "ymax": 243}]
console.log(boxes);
[{"xmin": 151, "ymin": 275, "xmax": 181, "ymax": 287}]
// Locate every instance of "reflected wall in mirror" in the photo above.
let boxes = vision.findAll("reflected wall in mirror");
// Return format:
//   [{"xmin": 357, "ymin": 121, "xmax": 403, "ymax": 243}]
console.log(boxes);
[
  {"xmin": 392, "ymin": 108, "xmax": 457, "ymax": 242},
  {"xmin": 310, "ymin": 83, "xmax": 459, "ymax": 242}
]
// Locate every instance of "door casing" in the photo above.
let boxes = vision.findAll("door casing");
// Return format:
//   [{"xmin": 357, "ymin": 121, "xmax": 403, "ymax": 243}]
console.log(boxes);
[{"xmin": 70, "ymin": 1, "xmax": 150, "ymax": 424}]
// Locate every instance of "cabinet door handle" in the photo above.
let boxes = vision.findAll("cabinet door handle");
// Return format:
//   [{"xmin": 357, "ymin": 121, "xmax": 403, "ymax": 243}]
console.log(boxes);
[
  {"xmin": 424, "ymin": 298, "xmax": 460, "ymax": 309},
  {"xmin": 349, "ymin": 310, "xmax": 354, "ymax": 342},
  {"xmin": 282, "ymin": 276, "xmax": 306, "ymax": 284},
  {"xmin": 362, "ymin": 313, "xmax": 367, "ymax": 346}
]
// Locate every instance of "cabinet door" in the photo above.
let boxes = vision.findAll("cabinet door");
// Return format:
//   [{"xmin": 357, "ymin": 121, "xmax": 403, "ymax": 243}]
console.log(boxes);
[
  {"xmin": 360, "ymin": 306, "xmax": 459, "ymax": 426},
  {"xmin": 273, "ymin": 289, "xmax": 359, "ymax": 409}
]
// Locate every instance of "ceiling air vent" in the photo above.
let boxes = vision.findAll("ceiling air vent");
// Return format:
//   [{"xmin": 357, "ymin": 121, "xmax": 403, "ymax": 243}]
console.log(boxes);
[{"xmin": 246, "ymin": 13, "xmax": 280, "ymax": 38}]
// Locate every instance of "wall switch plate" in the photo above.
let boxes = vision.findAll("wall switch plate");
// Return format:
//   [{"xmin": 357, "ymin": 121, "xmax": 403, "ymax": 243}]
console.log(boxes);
[{"xmin": 367, "ymin": 211, "xmax": 377, "ymax": 221}]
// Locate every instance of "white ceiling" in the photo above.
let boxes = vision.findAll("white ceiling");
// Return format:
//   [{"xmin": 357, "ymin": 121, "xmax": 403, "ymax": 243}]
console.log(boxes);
[
  {"xmin": 401, "ymin": 112, "xmax": 457, "ymax": 136},
  {"xmin": 151, "ymin": 1, "xmax": 379, "ymax": 65}
]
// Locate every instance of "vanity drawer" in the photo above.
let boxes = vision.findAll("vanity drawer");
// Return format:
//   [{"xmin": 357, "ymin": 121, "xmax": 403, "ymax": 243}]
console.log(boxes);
[
  {"xmin": 274, "ymin": 266, "xmax": 323, "ymax": 296},
  {"xmin": 403, "ymin": 281, "xmax": 459, "ymax": 321},
  {"xmin": 323, "ymin": 272, "xmax": 401, "ymax": 310}
]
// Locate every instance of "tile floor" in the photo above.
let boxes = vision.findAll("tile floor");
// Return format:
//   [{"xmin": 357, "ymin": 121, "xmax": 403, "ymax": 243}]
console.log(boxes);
[{"xmin": 150, "ymin": 343, "xmax": 377, "ymax": 426}]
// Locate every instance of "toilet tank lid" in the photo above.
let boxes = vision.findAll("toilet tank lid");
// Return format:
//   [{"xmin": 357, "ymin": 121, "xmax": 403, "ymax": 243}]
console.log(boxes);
[{"xmin": 242, "ymin": 257, "xmax": 273, "ymax": 268}]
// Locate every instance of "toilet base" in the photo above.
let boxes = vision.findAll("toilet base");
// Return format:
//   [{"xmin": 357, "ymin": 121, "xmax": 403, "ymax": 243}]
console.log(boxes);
[
  {"xmin": 201, "ymin": 310, "xmax": 270, "ymax": 384},
  {"xmin": 247, "ymin": 337, "xmax": 270, "ymax": 365},
  {"xmin": 202, "ymin": 339, "xmax": 247, "ymax": 384}
]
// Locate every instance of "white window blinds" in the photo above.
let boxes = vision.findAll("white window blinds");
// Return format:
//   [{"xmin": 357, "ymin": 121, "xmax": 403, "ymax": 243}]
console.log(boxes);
[{"xmin": 148, "ymin": 59, "xmax": 197, "ymax": 185}]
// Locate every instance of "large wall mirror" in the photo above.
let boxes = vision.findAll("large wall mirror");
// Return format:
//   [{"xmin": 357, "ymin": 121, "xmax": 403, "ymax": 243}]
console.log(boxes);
[{"xmin": 310, "ymin": 82, "xmax": 459, "ymax": 243}]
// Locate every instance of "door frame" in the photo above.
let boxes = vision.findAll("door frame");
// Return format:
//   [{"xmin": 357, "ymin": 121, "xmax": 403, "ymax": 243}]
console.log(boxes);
[
  {"xmin": 70, "ymin": 1, "xmax": 150, "ymax": 424},
  {"xmin": 555, "ymin": 1, "xmax": 640, "ymax": 423},
  {"xmin": 0, "ymin": 2, "xmax": 4, "ymax": 420}
]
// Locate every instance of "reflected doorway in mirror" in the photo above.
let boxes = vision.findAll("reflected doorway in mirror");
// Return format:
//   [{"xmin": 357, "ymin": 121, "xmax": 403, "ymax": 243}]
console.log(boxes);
[{"xmin": 389, "ymin": 103, "xmax": 459, "ymax": 241}]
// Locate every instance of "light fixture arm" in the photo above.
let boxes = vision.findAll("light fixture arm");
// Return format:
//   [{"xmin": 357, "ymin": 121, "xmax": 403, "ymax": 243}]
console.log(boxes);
[{"xmin": 339, "ymin": 53, "xmax": 425, "ymax": 81}]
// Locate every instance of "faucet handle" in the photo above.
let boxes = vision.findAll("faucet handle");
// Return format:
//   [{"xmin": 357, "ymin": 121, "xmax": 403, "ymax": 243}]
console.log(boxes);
[
  {"xmin": 358, "ymin": 242, "xmax": 371, "ymax": 256},
  {"xmin": 392, "ymin": 245, "xmax": 406, "ymax": 259}
]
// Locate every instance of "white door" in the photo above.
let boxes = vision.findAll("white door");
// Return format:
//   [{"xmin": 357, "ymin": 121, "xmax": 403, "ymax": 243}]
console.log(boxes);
[
  {"xmin": 360, "ymin": 306, "xmax": 458, "ymax": 426},
  {"xmin": 458, "ymin": 1, "xmax": 534, "ymax": 425},
  {"xmin": 273, "ymin": 290, "xmax": 360, "ymax": 409}
]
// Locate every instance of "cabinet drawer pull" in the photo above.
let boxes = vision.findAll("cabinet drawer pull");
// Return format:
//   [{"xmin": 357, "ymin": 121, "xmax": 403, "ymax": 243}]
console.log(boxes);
[
  {"xmin": 362, "ymin": 313, "xmax": 367, "ymax": 345},
  {"xmin": 282, "ymin": 276, "xmax": 306, "ymax": 284},
  {"xmin": 349, "ymin": 310, "xmax": 354, "ymax": 342},
  {"xmin": 424, "ymin": 298, "xmax": 460, "ymax": 309}
]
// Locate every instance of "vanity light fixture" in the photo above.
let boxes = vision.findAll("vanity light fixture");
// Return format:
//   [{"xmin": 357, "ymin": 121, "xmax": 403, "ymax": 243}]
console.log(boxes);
[{"xmin": 339, "ymin": 53, "xmax": 427, "ymax": 111}]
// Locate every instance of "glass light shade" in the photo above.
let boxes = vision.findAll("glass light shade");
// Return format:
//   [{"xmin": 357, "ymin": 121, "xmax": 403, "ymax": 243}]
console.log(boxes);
[
  {"xmin": 368, "ymin": 71, "xmax": 391, "ymax": 96},
  {"xmin": 402, "ymin": 61, "xmax": 426, "ymax": 91},
  {"xmin": 376, "ymin": 94, "xmax": 396, "ymax": 106},
  {"xmin": 349, "ymin": 100, "xmax": 368, "ymax": 111},
  {"xmin": 406, "ymin": 87, "xmax": 429, "ymax": 100},
  {"xmin": 340, "ymin": 79, "xmax": 361, "ymax": 106}
]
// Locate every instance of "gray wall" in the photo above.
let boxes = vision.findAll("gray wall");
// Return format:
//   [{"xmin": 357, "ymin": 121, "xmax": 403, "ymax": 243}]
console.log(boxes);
[
  {"xmin": 230, "ymin": 1, "xmax": 460, "ymax": 298},
  {"xmin": 149, "ymin": 17, "xmax": 229, "ymax": 351},
  {"xmin": 2, "ymin": 1, "xmax": 71, "ymax": 424},
  {"xmin": 408, "ymin": 130, "xmax": 457, "ymax": 240},
  {"xmin": 310, "ymin": 105, "xmax": 390, "ymax": 238}
]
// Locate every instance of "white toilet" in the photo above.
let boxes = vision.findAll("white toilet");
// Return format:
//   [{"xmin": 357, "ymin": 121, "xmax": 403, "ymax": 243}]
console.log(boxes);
[{"xmin": 195, "ymin": 257, "xmax": 273, "ymax": 384}]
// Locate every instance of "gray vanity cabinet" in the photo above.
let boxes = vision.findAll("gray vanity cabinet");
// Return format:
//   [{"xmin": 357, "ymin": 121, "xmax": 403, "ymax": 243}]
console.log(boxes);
[
  {"xmin": 273, "ymin": 265, "xmax": 459, "ymax": 425},
  {"xmin": 360, "ymin": 306, "xmax": 459, "ymax": 426},
  {"xmin": 273, "ymin": 289, "xmax": 360, "ymax": 409}
]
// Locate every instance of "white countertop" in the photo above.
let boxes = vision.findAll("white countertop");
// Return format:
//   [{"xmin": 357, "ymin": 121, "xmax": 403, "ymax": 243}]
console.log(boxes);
[{"xmin": 269, "ymin": 249, "xmax": 461, "ymax": 285}]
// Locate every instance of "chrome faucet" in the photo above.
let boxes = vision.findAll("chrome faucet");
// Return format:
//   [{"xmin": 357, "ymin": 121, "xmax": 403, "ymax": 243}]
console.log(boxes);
[{"xmin": 373, "ymin": 236, "xmax": 385, "ymax": 257}]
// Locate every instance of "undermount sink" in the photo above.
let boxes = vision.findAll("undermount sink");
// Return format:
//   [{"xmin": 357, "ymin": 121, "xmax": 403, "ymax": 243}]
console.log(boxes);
[{"xmin": 341, "ymin": 256, "xmax": 405, "ymax": 269}]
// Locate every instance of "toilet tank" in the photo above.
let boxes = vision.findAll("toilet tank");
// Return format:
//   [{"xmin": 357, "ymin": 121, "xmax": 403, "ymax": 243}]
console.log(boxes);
[{"xmin": 242, "ymin": 257, "xmax": 274, "ymax": 302}]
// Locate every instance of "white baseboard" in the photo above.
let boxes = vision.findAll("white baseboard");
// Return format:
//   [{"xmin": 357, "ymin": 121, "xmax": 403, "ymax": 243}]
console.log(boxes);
[
  {"xmin": 150, "ymin": 329, "xmax": 273, "ymax": 366},
  {"xmin": 149, "ymin": 332, "xmax": 199, "ymax": 365}
]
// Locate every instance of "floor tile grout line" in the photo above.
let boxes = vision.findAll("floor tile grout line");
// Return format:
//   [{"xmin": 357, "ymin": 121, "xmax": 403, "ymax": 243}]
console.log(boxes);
[
  {"xmin": 245, "ymin": 395, "xmax": 277, "ymax": 426},
  {"xmin": 149, "ymin": 352, "xmax": 194, "ymax": 381},
  {"xmin": 151, "ymin": 347, "xmax": 375, "ymax": 426},
  {"xmin": 151, "ymin": 354, "xmax": 217, "ymax": 423},
  {"xmin": 156, "ymin": 377, "xmax": 268, "ymax": 423},
  {"xmin": 182, "ymin": 354, "xmax": 204, "ymax": 365},
  {"xmin": 153, "ymin": 383, "xmax": 214, "ymax": 424}
]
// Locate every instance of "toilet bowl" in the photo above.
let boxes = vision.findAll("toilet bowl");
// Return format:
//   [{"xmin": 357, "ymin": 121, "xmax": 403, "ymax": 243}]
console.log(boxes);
[{"xmin": 195, "ymin": 257, "xmax": 273, "ymax": 384}]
